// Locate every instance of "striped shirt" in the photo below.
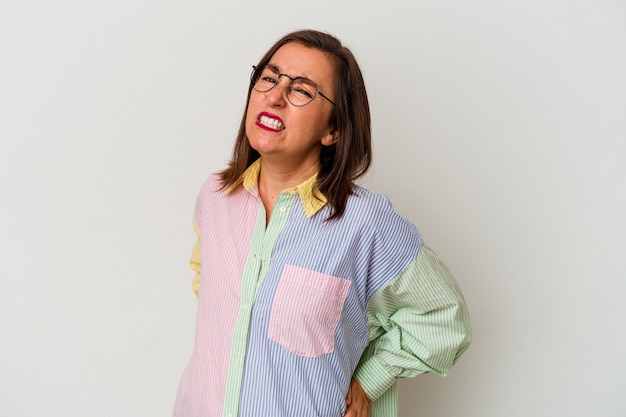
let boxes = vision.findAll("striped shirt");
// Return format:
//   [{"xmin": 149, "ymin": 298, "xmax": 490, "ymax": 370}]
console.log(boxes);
[{"xmin": 173, "ymin": 159, "xmax": 471, "ymax": 417}]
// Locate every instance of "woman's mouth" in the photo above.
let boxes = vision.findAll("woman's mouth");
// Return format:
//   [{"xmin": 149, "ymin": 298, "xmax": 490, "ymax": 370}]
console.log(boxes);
[{"xmin": 256, "ymin": 113, "xmax": 285, "ymax": 132}]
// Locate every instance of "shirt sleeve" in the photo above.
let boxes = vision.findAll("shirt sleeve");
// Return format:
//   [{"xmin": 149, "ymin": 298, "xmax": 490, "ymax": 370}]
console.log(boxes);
[
  {"xmin": 353, "ymin": 244, "xmax": 472, "ymax": 401},
  {"xmin": 190, "ymin": 218, "xmax": 201, "ymax": 297}
]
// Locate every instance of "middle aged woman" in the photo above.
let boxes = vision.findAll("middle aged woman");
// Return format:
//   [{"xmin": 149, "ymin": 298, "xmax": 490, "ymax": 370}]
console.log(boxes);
[{"xmin": 173, "ymin": 29, "xmax": 472, "ymax": 417}]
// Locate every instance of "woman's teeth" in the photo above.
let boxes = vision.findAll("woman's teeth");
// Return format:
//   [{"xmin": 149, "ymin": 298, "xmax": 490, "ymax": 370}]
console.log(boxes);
[{"xmin": 259, "ymin": 115, "xmax": 285, "ymax": 130}]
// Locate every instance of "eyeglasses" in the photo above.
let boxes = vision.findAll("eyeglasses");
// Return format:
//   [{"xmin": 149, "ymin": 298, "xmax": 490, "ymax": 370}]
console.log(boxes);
[{"xmin": 252, "ymin": 65, "xmax": 335, "ymax": 107}]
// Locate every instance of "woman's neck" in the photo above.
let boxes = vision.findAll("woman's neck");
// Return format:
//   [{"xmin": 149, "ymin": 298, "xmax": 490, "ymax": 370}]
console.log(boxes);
[{"xmin": 257, "ymin": 158, "xmax": 320, "ymax": 224}]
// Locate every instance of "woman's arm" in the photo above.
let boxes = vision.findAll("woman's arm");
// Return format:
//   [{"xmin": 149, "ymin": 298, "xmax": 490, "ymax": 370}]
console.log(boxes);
[
  {"xmin": 190, "ymin": 218, "xmax": 201, "ymax": 297},
  {"xmin": 353, "ymin": 244, "xmax": 472, "ymax": 401}
]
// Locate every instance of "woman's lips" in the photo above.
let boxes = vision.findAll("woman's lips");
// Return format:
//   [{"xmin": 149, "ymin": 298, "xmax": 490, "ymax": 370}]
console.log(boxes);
[{"xmin": 256, "ymin": 112, "xmax": 285, "ymax": 132}]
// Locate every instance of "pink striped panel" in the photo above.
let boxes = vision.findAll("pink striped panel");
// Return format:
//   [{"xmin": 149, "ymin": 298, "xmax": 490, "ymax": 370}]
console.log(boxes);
[
  {"xmin": 268, "ymin": 264, "xmax": 351, "ymax": 357},
  {"xmin": 173, "ymin": 177, "xmax": 259, "ymax": 416}
]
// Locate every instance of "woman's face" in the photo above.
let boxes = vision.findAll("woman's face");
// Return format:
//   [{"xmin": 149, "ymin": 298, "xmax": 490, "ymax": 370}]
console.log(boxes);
[{"xmin": 245, "ymin": 42, "xmax": 337, "ymax": 169}]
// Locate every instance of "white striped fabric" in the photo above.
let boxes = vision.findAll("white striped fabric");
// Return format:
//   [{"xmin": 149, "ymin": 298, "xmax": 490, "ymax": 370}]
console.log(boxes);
[{"xmin": 173, "ymin": 174, "xmax": 471, "ymax": 417}]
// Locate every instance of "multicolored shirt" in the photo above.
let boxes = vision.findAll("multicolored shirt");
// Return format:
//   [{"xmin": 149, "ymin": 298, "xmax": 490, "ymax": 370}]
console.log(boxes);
[{"xmin": 173, "ymin": 160, "xmax": 471, "ymax": 417}]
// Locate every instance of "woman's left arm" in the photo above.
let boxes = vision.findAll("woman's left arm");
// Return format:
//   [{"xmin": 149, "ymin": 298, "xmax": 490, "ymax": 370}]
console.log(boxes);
[
  {"xmin": 344, "ymin": 378, "xmax": 371, "ymax": 417},
  {"xmin": 352, "ymin": 244, "xmax": 472, "ymax": 402}
]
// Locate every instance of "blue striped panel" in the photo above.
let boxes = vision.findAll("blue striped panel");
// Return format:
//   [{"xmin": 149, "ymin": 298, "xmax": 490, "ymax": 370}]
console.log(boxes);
[{"xmin": 237, "ymin": 186, "xmax": 422, "ymax": 417}]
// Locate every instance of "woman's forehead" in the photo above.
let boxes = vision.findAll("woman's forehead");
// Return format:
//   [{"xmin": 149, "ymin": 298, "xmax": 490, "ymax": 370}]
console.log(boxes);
[{"xmin": 268, "ymin": 43, "xmax": 336, "ymax": 86}]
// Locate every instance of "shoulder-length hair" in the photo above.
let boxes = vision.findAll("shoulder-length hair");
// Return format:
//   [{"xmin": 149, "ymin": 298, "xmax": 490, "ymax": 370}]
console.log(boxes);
[{"xmin": 219, "ymin": 29, "xmax": 372, "ymax": 220}]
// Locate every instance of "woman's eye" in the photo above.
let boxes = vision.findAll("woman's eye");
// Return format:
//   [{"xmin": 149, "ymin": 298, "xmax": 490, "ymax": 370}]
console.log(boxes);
[{"xmin": 293, "ymin": 88, "xmax": 313, "ymax": 98}]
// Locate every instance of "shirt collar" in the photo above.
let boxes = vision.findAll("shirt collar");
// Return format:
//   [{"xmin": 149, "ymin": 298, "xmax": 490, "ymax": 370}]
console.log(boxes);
[{"xmin": 225, "ymin": 159, "xmax": 327, "ymax": 218}]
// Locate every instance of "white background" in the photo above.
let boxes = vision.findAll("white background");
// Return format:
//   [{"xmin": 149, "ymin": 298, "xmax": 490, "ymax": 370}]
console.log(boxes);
[{"xmin": 1, "ymin": 1, "xmax": 625, "ymax": 416}]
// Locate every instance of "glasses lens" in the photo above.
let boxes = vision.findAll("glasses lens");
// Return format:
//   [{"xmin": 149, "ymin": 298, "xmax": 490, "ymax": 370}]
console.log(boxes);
[
  {"xmin": 252, "ymin": 65, "xmax": 319, "ymax": 107},
  {"xmin": 254, "ymin": 66, "xmax": 278, "ymax": 92},
  {"xmin": 287, "ymin": 79, "xmax": 317, "ymax": 106}
]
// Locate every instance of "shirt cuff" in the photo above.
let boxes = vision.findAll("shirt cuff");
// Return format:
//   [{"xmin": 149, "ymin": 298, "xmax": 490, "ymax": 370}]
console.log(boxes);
[{"xmin": 353, "ymin": 356, "xmax": 397, "ymax": 401}]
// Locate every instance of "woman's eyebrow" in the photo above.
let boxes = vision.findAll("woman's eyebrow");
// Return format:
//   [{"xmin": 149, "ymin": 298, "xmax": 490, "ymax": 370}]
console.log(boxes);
[
  {"xmin": 266, "ymin": 63, "xmax": 315, "ymax": 83},
  {"xmin": 265, "ymin": 64, "xmax": 280, "ymax": 73}
]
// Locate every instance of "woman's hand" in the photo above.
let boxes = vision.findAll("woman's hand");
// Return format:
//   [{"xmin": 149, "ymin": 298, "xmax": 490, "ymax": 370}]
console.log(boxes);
[{"xmin": 344, "ymin": 378, "xmax": 371, "ymax": 417}]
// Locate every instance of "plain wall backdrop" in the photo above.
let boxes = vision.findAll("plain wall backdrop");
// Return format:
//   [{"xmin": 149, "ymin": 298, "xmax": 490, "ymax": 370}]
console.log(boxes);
[{"xmin": 1, "ymin": 1, "xmax": 625, "ymax": 416}]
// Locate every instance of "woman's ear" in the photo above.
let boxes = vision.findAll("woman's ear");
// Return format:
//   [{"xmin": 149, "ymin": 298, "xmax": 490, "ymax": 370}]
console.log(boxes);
[{"xmin": 321, "ymin": 129, "xmax": 339, "ymax": 146}]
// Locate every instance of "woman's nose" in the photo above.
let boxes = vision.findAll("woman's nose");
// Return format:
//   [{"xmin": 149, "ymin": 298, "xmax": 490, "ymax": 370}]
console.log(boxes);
[{"xmin": 265, "ymin": 76, "xmax": 289, "ymax": 106}]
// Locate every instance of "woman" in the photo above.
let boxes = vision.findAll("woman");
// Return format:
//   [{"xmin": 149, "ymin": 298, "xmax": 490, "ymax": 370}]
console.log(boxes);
[{"xmin": 173, "ymin": 29, "xmax": 471, "ymax": 417}]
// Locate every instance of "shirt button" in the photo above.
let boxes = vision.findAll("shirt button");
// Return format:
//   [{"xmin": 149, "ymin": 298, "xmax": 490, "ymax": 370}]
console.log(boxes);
[
  {"xmin": 241, "ymin": 303, "xmax": 249, "ymax": 310},
  {"xmin": 279, "ymin": 205, "xmax": 286, "ymax": 212},
  {"xmin": 260, "ymin": 255, "xmax": 266, "ymax": 261}
]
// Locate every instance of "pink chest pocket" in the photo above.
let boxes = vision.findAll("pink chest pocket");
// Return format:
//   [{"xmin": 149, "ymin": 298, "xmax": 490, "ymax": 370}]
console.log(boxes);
[{"xmin": 268, "ymin": 265, "xmax": 352, "ymax": 357}]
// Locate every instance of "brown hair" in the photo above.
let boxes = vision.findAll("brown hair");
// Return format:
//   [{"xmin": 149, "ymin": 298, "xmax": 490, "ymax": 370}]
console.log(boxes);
[{"xmin": 219, "ymin": 29, "xmax": 372, "ymax": 220}]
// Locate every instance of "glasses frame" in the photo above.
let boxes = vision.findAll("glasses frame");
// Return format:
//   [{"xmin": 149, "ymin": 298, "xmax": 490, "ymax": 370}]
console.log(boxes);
[{"xmin": 251, "ymin": 65, "xmax": 335, "ymax": 107}]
